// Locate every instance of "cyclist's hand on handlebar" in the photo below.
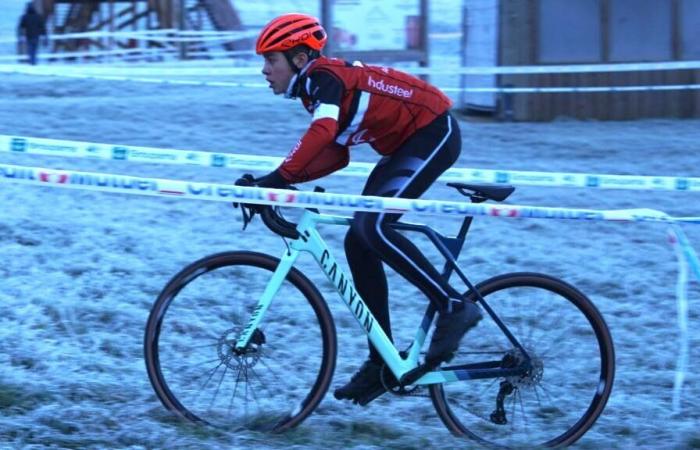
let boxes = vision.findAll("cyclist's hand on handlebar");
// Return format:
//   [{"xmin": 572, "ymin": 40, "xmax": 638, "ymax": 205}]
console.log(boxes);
[
  {"xmin": 232, "ymin": 173, "xmax": 256, "ymax": 209},
  {"xmin": 235, "ymin": 173, "xmax": 256, "ymax": 187},
  {"xmin": 232, "ymin": 171, "xmax": 290, "ymax": 210},
  {"xmin": 254, "ymin": 170, "xmax": 289, "ymax": 189},
  {"xmin": 232, "ymin": 173, "xmax": 260, "ymax": 230}
]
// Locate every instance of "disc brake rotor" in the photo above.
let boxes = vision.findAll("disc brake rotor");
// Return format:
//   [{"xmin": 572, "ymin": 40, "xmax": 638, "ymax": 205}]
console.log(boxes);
[{"xmin": 217, "ymin": 327, "xmax": 265, "ymax": 370}]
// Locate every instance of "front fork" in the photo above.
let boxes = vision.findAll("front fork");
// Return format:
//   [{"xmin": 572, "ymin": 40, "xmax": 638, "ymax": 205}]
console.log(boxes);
[{"xmin": 234, "ymin": 249, "xmax": 301, "ymax": 351}]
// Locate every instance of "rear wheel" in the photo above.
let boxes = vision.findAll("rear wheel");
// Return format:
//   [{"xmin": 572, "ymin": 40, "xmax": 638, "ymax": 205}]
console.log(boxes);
[
  {"xmin": 144, "ymin": 251, "xmax": 337, "ymax": 432},
  {"xmin": 430, "ymin": 272, "xmax": 615, "ymax": 447}
]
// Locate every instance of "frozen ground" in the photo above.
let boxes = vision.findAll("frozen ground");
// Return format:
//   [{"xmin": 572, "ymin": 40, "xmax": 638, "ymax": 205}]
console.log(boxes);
[{"xmin": 0, "ymin": 73, "xmax": 699, "ymax": 449}]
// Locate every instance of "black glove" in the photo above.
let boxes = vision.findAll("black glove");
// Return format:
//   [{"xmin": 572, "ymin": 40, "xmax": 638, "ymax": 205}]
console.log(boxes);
[
  {"xmin": 232, "ymin": 173, "xmax": 255, "ymax": 208},
  {"xmin": 255, "ymin": 170, "xmax": 289, "ymax": 189},
  {"xmin": 232, "ymin": 173, "xmax": 259, "ymax": 229},
  {"xmin": 235, "ymin": 173, "xmax": 255, "ymax": 187}
]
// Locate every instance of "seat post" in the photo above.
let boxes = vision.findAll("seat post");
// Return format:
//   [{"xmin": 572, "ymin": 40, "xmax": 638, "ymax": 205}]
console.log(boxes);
[
  {"xmin": 456, "ymin": 216, "xmax": 473, "ymax": 241},
  {"xmin": 441, "ymin": 216, "xmax": 473, "ymax": 281}
]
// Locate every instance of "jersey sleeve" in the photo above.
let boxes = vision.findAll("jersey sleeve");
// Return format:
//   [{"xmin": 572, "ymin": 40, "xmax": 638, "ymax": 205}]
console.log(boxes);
[{"xmin": 278, "ymin": 70, "xmax": 349, "ymax": 183}]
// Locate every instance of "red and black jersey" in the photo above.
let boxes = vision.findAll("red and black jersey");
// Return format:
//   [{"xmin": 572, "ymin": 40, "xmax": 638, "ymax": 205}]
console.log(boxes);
[{"xmin": 277, "ymin": 56, "xmax": 452, "ymax": 183}]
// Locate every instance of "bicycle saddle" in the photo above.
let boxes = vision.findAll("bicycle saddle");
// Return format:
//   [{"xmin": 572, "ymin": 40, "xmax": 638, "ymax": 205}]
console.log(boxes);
[{"xmin": 447, "ymin": 182, "xmax": 515, "ymax": 203}]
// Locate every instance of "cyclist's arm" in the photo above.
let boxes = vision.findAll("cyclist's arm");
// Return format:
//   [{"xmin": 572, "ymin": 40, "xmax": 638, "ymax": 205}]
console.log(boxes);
[{"xmin": 260, "ymin": 71, "xmax": 348, "ymax": 186}]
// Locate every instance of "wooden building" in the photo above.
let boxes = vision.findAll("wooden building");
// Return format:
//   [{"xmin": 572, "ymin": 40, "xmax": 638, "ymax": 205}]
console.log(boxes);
[
  {"xmin": 498, "ymin": 0, "xmax": 700, "ymax": 121},
  {"xmin": 31, "ymin": 0, "xmax": 243, "ymax": 57}
]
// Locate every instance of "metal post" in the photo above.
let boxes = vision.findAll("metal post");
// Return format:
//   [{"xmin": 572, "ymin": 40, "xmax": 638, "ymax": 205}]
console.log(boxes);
[
  {"xmin": 178, "ymin": 0, "xmax": 186, "ymax": 60},
  {"xmin": 109, "ymin": 0, "xmax": 115, "ymax": 64},
  {"xmin": 321, "ymin": 0, "xmax": 333, "ymax": 57},
  {"xmin": 460, "ymin": 1, "xmax": 468, "ymax": 108},
  {"xmin": 419, "ymin": 0, "xmax": 429, "ymax": 82}
]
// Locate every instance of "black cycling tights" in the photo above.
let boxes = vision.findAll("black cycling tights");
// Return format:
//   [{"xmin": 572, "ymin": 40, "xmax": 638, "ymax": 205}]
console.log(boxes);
[{"xmin": 344, "ymin": 111, "xmax": 462, "ymax": 363}]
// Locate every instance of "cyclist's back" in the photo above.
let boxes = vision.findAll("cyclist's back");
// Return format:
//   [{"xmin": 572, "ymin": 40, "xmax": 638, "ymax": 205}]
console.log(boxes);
[{"xmin": 298, "ymin": 56, "xmax": 451, "ymax": 151}]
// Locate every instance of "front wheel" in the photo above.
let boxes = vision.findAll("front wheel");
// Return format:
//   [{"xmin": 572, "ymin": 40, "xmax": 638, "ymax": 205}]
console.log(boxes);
[
  {"xmin": 430, "ymin": 272, "xmax": 615, "ymax": 448},
  {"xmin": 144, "ymin": 251, "xmax": 337, "ymax": 432}
]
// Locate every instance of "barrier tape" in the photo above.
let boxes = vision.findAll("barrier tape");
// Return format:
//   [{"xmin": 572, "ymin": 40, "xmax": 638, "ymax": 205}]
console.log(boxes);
[
  {"xmin": 3, "ymin": 60, "xmax": 700, "ymax": 76},
  {"xmin": 4, "ymin": 29, "xmax": 461, "ymax": 44},
  {"xmin": 1, "ymin": 162, "xmax": 699, "ymax": 224},
  {"xmin": 3, "ymin": 64, "xmax": 699, "ymax": 94},
  {"xmin": 1, "ymin": 44, "xmax": 700, "ymax": 75},
  {"xmin": 1, "ymin": 58, "xmax": 700, "ymax": 75},
  {"xmin": 2, "ymin": 134, "xmax": 699, "ymax": 192},
  {"xmin": 0, "ymin": 48, "xmax": 173, "ymax": 62},
  {"xmin": 669, "ymin": 225, "xmax": 700, "ymax": 414},
  {"xmin": 1, "ymin": 161, "xmax": 698, "ymax": 413},
  {"xmin": 2, "ymin": 60, "xmax": 700, "ymax": 78},
  {"xmin": 0, "ymin": 48, "xmax": 256, "ymax": 63},
  {"xmin": 0, "ymin": 70, "xmax": 269, "ymax": 88},
  {"xmin": 440, "ymin": 85, "xmax": 700, "ymax": 94},
  {"xmin": 0, "ymin": 29, "xmax": 257, "ymax": 44}
]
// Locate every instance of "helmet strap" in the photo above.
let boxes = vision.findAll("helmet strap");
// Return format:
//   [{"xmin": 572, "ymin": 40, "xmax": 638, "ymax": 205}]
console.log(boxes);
[
  {"xmin": 283, "ymin": 51, "xmax": 316, "ymax": 99},
  {"xmin": 283, "ymin": 50, "xmax": 303, "ymax": 74},
  {"xmin": 284, "ymin": 73, "xmax": 300, "ymax": 99}
]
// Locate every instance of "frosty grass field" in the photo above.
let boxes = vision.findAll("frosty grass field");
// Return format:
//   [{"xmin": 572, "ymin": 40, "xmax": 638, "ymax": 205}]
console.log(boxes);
[
  {"xmin": 1, "ymin": 73, "xmax": 699, "ymax": 449},
  {"xmin": 1, "ymin": 2, "xmax": 700, "ymax": 449}
]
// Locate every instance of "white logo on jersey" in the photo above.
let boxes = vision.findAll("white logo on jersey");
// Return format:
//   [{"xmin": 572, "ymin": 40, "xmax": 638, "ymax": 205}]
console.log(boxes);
[
  {"xmin": 367, "ymin": 75, "xmax": 414, "ymax": 98},
  {"xmin": 350, "ymin": 129, "xmax": 374, "ymax": 145},
  {"xmin": 284, "ymin": 140, "xmax": 303, "ymax": 163}
]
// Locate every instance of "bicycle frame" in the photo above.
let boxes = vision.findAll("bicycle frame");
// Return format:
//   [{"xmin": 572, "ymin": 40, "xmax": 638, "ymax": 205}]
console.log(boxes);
[{"xmin": 235, "ymin": 209, "xmax": 530, "ymax": 385}]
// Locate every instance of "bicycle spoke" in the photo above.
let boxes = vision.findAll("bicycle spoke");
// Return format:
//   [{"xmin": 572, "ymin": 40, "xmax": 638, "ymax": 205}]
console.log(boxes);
[
  {"xmin": 208, "ymin": 360, "xmax": 230, "ymax": 412},
  {"xmin": 433, "ymin": 274, "xmax": 613, "ymax": 447},
  {"xmin": 189, "ymin": 342, "xmax": 220, "ymax": 350},
  {"xmin": 517, "ymin": 388, "xmax": 528, "ymax": 435},
  {"xmin": 530, "ymin": 326, "xmax": 577, "ymax": 360},
  {"xmin": 228, "ymin": 365, "xmax": 244, "ymax": 417},
  {"xmin": 190, "ymin": 357, "xmax": 224, "ymax": 368},
  {"xmin": 191, "ymin": 360, "xmax": 225, "ymax": 406},
  {"xmin": 143, "ymin": 251, "xmax": 333, "ymax": 435},
  {"xmin": 256, "ymin": 350, "xmax": 285, "ymax": 383}
]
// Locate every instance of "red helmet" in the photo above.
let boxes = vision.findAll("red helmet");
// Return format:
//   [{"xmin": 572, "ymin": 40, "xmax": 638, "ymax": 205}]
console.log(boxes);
[{"xmin": 256, "ymin": 13, "xmax": 327, "ymax": 54}]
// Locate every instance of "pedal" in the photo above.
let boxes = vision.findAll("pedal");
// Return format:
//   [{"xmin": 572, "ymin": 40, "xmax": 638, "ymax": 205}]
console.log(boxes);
[
  {"xmin": 353, "ymin": 385, "xmax": 388, "ymax": 406},
  {"xmin": 354, "ymin": 367, "xmax": 399, "ymax": 406}
]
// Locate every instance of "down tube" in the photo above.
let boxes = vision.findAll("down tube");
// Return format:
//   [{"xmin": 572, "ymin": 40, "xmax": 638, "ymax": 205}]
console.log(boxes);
[{"xmin": 303, "ymin": 230, "xmax": 411, "ymax": 376}]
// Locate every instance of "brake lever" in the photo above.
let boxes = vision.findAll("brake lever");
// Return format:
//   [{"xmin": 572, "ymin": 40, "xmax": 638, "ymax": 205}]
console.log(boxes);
[{"xmin": 240, "ymin": 204, "xmax": 256, "ymax": 230}]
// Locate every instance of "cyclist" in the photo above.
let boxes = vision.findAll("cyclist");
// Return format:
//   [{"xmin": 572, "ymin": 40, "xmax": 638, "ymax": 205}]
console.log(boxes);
[{"xmin": 244, "ymin": 13, "xmax": 482, "ymax": 405}]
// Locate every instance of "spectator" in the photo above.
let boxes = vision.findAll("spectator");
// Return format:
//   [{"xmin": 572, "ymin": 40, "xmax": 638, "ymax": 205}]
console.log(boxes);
[{"xmin": 17, "ymin": 3, "xmax": 47, "ymax": 65}]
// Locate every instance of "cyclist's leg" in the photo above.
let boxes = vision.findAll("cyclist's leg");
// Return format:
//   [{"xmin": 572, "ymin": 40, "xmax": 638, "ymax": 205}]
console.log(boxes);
[
  {"xmin": 336, "ymin": 112, "xmax": 470, "ymax": 402},
  {"xmin": 344, "ymin": 231, "xmax": 392, "ymax": 363},
  {"xmin": 334, "ymin": 218, "xmax": 395, "ymax": 401},
  {"xmin": 343, "ymin": 113, "xmax": 459, "ymax": 363},
  {"xmin": 351, "ymin": 112, "xmax": 463, "ymax": 310},
  {"xmin": 351, "ymin": 112, "xmax": 482, "ymax": 365}
]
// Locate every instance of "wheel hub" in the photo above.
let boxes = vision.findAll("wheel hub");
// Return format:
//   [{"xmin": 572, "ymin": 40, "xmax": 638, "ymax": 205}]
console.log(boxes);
[
  {"xmin": 217, "ymin": 327, "xmax": 265, "ymax": 370},
  {"xmin": 504, "ymin": 348, "xmax": 544, "ymax": 388}
]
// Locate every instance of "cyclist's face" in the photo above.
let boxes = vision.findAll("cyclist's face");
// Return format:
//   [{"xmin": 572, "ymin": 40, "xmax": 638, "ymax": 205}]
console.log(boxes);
[{"xmin": 261, "ymin": 52, "xmax": 294, "ymax": 95}]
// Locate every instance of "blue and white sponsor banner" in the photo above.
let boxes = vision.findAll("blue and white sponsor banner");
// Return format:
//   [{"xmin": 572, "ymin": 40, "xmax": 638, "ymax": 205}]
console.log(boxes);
[{"xmin": 2, "ymin": 134, "xmax": 699, "ymax": 192}]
